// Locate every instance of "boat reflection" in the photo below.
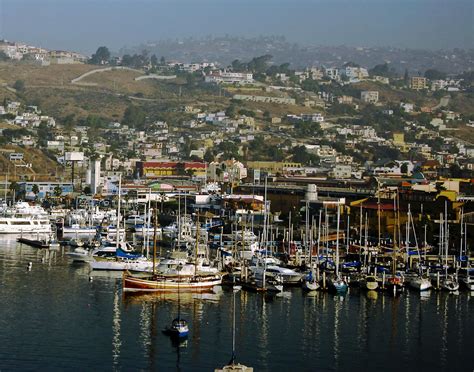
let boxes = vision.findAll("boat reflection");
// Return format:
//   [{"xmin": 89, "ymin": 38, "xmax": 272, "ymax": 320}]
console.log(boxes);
[
  {"xmin": 123, "ymin": 291, "xmax": 210, "ymax": 305},
  {"xmin": 366, "ymin": 290, "xmax": 378, "ymax": 301}
]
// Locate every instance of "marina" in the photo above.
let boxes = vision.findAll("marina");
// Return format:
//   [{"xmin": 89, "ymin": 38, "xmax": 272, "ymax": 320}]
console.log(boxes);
[{"xmin": 0, "ymin": 236, "xmax": 472, "ymax": 371}]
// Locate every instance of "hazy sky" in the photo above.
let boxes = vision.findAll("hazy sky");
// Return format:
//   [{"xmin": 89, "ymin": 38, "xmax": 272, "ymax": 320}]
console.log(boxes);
[{"xmin": 0, "ymin": 0, "xmax": 472, "ymax": 54}]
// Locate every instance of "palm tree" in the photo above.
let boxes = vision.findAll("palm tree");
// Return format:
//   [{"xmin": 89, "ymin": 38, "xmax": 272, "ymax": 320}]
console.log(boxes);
[
  {"xmin": 32, "ymin": 184, "xmax": 40, "ymax": 201},
  {"xmin": 9, "ymin": 181, "xmax": 19, "ymax": 203},
  {"xmin": 53, "ymin": 185, "xmax": 63, "ymax": 197}
]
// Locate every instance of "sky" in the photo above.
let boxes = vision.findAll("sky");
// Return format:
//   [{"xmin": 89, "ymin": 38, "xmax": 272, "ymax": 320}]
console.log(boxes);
[{"xmin": 0, "ymin": 0, "xmax": 472, "ymax": 54}]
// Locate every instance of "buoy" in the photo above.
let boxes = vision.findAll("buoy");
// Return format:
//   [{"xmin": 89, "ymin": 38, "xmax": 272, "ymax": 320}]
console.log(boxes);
[
  {"xmin": 89, "ymin": 276, "xmax": 93, "ymax": 282},
  {"xmin": 27, "ymin": 262, "xmax": 33, "ymax": 271}
]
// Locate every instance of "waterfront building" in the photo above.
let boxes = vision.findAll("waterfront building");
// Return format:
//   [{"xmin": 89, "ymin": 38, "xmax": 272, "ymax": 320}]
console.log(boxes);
[{"xmin": 19, "ymin": 181, "xmax": 73, "ymax": 200}]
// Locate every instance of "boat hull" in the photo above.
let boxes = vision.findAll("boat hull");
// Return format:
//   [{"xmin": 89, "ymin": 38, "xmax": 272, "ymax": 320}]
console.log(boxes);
[
  {"xmin": 409, "ymin": 278, "xmax": 432, "ymax": 291},
  {"xmin": 123, "ymin": 274, "xmax": 222, "ymax": 292},
  {"xmin": 90, "ymin": 259, "xmax": 154, "ymax": 272}
]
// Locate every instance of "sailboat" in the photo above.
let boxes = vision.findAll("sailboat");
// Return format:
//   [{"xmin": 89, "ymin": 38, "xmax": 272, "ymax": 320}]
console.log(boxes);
[
  {"xmin": 407, "ymin": 204, "xmax": 432, "ymax": 291},
  {"xmin": 327, "ymin": 200, "xmax": 348, "ymax": 293},
  {"xmin": 215, "ymin": 285, "xmax": 253, "ymax": 372},
  {"xmin": 163, "ymin": 263, "xmax": 189, "ymax": 338},
  {"xmin": 457, "ymin": 209, "xmax": 473, "ymax": 290},
  {"xmin": 439, "ymin": 206, "xmax": 459, "ymax": 292},
  {"xmin": 386, "ymin": 189, "xmax": 404, "ymax": 295},
  {"xmin": 123, "ymin": 210, "xmax": 222, "ymax": 293}
]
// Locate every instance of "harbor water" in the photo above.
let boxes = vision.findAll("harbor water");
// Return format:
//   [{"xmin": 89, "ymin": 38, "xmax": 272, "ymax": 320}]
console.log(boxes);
[{"xmin": 0, "ymin": 237, "xmax": 473, "ymax": 371}]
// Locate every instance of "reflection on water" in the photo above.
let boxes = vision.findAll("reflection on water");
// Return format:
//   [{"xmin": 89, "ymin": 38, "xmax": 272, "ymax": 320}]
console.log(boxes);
[
  {"xmin": 0, "ymin": 238, "xmax": 473, "ymax": 371},
  {"xmin": 112, "ymin": 283, "xmax": 122, "ymax": 368}
]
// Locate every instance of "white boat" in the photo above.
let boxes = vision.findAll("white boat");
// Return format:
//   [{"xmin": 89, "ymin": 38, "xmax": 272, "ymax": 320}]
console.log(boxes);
[
  {"xmin": 441, "ymin": 274, "xmax": 460, "ymax": 292},
  {"xmin": 89, "ymin": 245, "xmax": 154, "ymax": 271},
  {"xmin": 0, "ymin": 202, "xmax": 51, "ymax": 234},
  {"xmin": 61, "ymin": 224, "xmax": 97, "ymax": 236},
  {"xmin": 67, "ymin": 247, "xmax": 93, "ymax": 262},
  {"xmin": 249, "ymin": 265, "xmax": 302, "ymax": 285},
  {"xmin": 125, "ymin": 214, "xmax": 146, "ymax": 226},
  {"xmin": 409, "ymin": 276, "xmax": 432, "ymax": 291}
]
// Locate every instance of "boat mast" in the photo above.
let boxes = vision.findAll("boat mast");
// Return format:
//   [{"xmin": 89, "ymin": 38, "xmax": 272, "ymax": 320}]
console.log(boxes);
[
  {"xmin": 116, "ymin": 173, "xmax": 122, "ymax": 251},
  {"xmin": 195, "ymin": 210, "xmax": 200, "ymax": 272},
  {"xmin": 392, "ymin": 189, "xmax": 398, "ymax": 275},
  {"xmin": 152, "ymin": 203, "xmax": 158, "ymax": 275},
  {"xmin": 335, "ymin": 200, "xmax": 341, "ymax": 278}
]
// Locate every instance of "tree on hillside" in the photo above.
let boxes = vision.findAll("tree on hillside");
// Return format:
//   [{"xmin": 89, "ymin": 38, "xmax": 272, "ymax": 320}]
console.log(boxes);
[
  {"xmin": 424, "ymin": 69, "xmax": 446, "ymax": 80},
  {"xmin": 203, "ymin": 148, "xmax": 214, "ymax": 163},
  {"xmin": 369, "ymin": 63, "xmax": 398, "ymax": 78},
  {"xmin": 13, "ymin": 80, "xmax": 25, "ymax": 92},
  {"xmin": 122, "ymin": 105, "xmax": 146, "ymax": 130},
  {"xmin": 150, "ymin": 54, "xmax": 158, "ymax": 67},
  {"xmin": 90, "ymin": 46, "xmax": 110, "ymax": 65},
  {"xmin": 291, "ymin": 146, "xmax": 319, "ymax": 165}
]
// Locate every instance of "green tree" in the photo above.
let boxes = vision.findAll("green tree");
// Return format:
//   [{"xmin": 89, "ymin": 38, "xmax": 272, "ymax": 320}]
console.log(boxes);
[
  {"xmin": 226, "ymin": 104, "xmax": 237, "ymax": 118},
  {"xmin": 291, "ymin": 146, "xmax": 319, "ymax": 165},
  {"xmin": 204, "ymin": 148, "xmax": 214, "ymax": 162},
  {"xmin": 9, "ymin": 181, "xmax": 19, "ymax": 201},
  {"xmin": 13, "ymin": 80, "xmax": 25, "ymax": 92},
  {"xmin": 32, "ymin": 184, "xmax": 40, "ymax": 200},
  {"xmin": 53, "ymin": 185, "xmax": 63, "ymax": 197},
  {"xmin": 90, "ymin": 46, "xmax": 110, "ymax": 65},
  {"xmin": 122, "ymin": 105, "xmax": 146, "ymax": 129},
  {"xmin": 83, "ymin": 185, "xmax": 92, "ymax": 195}
]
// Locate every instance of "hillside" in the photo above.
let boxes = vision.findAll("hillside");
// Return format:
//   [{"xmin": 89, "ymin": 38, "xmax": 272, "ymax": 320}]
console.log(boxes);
[
  {"xmin": 0, "ymin": 62, "xmax": 231, "ymax": 122},
  {"xmin": 352, "ymin": 81, "xmax": 438, "ymax": 107},
  {"xmin": 0, "ymin": 145, "xmax": 66, "ymax": 181}
]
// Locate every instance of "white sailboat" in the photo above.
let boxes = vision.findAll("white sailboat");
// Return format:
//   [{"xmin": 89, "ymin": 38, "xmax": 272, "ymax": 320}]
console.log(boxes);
[{"xmin": 327, "ymin": 199, "xmax": 348, "ymax": 293}]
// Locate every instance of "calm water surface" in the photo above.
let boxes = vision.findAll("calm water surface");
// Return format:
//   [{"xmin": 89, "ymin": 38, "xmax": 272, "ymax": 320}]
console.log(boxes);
[{"xmin": 0, "ymin": 236, "xmax": 473, "ymax": 371}]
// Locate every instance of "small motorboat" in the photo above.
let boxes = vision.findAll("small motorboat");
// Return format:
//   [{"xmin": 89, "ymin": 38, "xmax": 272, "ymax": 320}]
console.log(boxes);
[
  {"xmin": 328, "ymin": 275, "xmax": 348, "ymax": 293},
  {"xmin": 163, "ymin": 318, "xmax": 189, "ymax": 338},
  {"xmin": 360, "ymin": 275, "xmax": 379, "ymax": 291}
]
